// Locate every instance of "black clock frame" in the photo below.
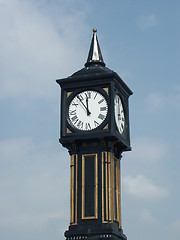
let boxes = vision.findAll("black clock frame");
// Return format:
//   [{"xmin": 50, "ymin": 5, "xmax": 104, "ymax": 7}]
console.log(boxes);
[{"xmin": 57, "ymin": 70, "xmax": 132, "ymax": 152}]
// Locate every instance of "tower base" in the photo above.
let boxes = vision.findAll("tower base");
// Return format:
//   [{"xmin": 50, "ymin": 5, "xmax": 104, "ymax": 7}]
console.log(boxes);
[{"xmin": 64, "ymin": 223, "xmax": 127, "ymax": 240}]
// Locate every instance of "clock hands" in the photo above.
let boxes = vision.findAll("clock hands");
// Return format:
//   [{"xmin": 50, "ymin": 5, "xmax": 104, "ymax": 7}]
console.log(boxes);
[
  {"xmin": 69, "ymin": 90, "xmax": 108, "ymax": 131},
  {"xmin": 117, "ymin": 103, "xmax": 124, "ymax": 121},
  {"xmin": 77, "ymin": 95, "xmax": 91, "ymax": 116},
  {"xmin": 117, "ymin": 103, "xmax": 121, "ymax": 120},
  {"xmin": 86, "ymin": 97, "xmax": 91, "ymax": 116}
]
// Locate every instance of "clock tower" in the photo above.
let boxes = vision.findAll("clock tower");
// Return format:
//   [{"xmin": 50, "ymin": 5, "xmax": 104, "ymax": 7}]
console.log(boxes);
[{"xmin": 56, "ymin": 29, "xmax": 132, "ymax": 240}]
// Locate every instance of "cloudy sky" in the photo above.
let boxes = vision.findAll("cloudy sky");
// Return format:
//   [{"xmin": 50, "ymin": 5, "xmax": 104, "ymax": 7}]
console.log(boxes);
[{"xmin": 0, "ymin": 0, "xmax": 179, "ymax": 240}]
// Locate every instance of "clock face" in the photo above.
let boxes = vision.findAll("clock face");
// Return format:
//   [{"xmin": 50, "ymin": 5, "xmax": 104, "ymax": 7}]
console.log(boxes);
[
  {"xmin": 114, "ymin": 95, "xmax": 125, "ymax": 134},
  {"xmin": 68, "ymin": 90, "xmax": 108, "ymax": 131}
]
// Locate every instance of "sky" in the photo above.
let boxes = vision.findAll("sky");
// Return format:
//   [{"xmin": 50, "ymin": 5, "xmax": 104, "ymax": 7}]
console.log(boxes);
[{"xmin": 0, "ymin": 0, "xmax": 180, "ymax": 240}]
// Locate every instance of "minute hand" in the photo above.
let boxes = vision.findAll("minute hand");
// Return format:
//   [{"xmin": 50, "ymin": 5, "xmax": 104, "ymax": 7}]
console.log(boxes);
[{"xmin": 77, "ymin": 96, "xmax": 91, "ymax": 115}]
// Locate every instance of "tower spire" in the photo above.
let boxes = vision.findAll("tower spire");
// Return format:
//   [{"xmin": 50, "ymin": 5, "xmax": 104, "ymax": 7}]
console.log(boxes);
[{"xmin": 85, "ymin": 28, "xmax": 105, "ymax": 67}]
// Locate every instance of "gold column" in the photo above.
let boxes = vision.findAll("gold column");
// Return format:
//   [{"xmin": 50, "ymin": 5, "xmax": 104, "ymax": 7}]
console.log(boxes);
[
  {"xmin": 102, "ymin": 151, "xmax": 109, "ymax": 222},
  {"xmin": 117, "ymin": 159, "xmax": 122, "ymax": 228},
  {"xmin": 109, "ymin": 152, "xmax": 115, "ymax": 222},
  {"xmin": 102, "ymin": 152, "xmax": 122, "ymax": 227},
  {"xmin": 70, "ymin": 154, "xmax": 78, "ymax": 225},
  {"xmin": 102, "ymin": 152, "xmax": 115, "ymax": 223},
  {"xmin": 114, "ymin": 156, "xmax": 122, "ymax": 227}
]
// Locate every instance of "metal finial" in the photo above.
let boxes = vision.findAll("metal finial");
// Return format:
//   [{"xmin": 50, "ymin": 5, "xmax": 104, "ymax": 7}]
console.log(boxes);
[{"xmin": 85, "ymin": 28, "xmax": 105, "ymax": 67}]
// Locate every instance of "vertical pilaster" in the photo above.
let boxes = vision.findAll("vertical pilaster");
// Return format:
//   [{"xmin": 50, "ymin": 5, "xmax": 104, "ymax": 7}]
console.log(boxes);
[
  {"xmin": 102, "ymin": 151, "xmax": 121, "ymax": 226},
  {"xmin": 70, "ymin": 154, "xmax": 78, "ymax": 225}
]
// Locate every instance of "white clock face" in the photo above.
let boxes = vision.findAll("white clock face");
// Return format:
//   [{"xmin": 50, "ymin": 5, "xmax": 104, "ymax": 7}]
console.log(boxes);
[
  {"xmin": 68, "ymin": 90, "xmax": 108, "ymax": 131},
  {"xmin": 114, "ymin": 95, "xmax": 125, "ymax": 134}
]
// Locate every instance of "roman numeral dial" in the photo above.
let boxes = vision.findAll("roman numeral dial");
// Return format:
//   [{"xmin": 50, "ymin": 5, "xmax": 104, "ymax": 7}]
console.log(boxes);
[
  {"xmin": 68, "ymin": 90, "xmax": 108, "ymax": 131},
  {"xmin": 114, "ymin": 95, "xmax": 125, "ymax": 134}
]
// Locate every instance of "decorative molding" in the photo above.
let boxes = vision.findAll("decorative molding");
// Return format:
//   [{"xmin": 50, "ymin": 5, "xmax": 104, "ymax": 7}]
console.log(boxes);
[
  {"xmin": 103, "ymin": 124, "xmax": 109, "ymax": 130},
  {"xmin": 67, "ymin": 91, "xmax": 72, "ymax": 98},
  {"xmin": 67, "ymin": 128, "xmax": 72, "ymax": 134},
  {"xmin": 103, "ymin": 87, "xmax": 109, "ymax": 95}
]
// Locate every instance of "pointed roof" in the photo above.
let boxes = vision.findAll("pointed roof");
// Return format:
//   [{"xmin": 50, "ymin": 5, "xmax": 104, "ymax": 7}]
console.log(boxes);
[
  {"xmin": 85, "ymin": 28, "xmax": 105, "ymax": 67},
  {"xmin": 57, "ymin": 29, "xmax": 133, "ymax": 98}
]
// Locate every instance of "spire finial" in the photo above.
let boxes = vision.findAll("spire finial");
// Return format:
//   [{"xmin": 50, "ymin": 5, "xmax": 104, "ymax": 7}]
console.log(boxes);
[{"xmin": 85, "ymin": 28, "xmax": 105, "ymax": 67}]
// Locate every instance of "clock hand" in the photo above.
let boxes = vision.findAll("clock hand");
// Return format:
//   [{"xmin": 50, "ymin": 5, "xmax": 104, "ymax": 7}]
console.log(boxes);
[
  {"xmin": 118, "ymin": 105, "xmax": 121, "ymax": 120},
  {"xmin": 86, "ymin": 97, "xmax": 91, "ymax": 116},
  {"xmin": 77, "ymin": 96, "xmax": 91, "ymax": 115}
]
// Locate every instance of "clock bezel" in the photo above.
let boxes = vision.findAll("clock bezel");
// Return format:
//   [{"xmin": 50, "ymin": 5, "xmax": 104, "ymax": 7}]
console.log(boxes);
[{"xmin": 66, "ymin": 87, "xmax": 110, "ymax": 133}]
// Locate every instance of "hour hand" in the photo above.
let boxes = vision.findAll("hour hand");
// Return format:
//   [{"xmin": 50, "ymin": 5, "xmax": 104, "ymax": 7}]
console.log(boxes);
[{"xmin": 86, "ymin": 97, "xmax": 91, "ymax": 116}]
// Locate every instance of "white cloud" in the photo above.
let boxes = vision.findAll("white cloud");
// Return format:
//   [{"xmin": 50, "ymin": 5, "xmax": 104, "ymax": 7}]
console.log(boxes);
[
  {"xmin": 0, "ymin": 137, "xmax": 33, "ymax": 161},
  {"xmin": 131, "ymin": 137, "xmax": 168, "ymax": 163},
  {"xmin": 0, "ymin": 137, "xmax": 69, "ymax": 231},
  {"xmin": 147, "ymin": 92, "xmax": 165, "ymax": 110},
  {"xmin": 147, "ymin": 85, "xmax": 180, "ymax": 112},
  {"xmin": 177, "ymin": 141, "xmax": 180, "ymax": 150},
  {"xmin": 0, "ymin": 0, "xmax": 89, "ymax": 102},
  {"xmin": 170, "ymin": 219, "xmax": 180, "ymax": 235},
  {"xmin": 141, "ymin": 208, "xmax": 157, "ymax": 223},
  {"xmin": 123, "ymin": 174, "xmax": 169, "ymax": 200},
  {"xmin": 137, "ymin": 14, "xmax": 158, "ymax": 29},
  {"xmin": 172, "ymin": 84, "xmax": 180, "ymax": 106}
]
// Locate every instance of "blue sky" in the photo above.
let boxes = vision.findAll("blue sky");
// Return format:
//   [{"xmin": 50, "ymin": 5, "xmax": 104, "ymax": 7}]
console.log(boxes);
[{"xmin": 0, "ymin": 0, "xmax": 179, "ymax": 240}]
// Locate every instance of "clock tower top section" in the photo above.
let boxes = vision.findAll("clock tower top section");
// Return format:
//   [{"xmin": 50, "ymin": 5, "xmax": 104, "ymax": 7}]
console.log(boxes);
[
  {"xmin": 68, "ymin": 28, "xmax": 114, "ymax": 79},
  {"xmin": 56, "ymin": 29, "xmax": 133, "ymax": 151},
  {"xmin": 58, "ymin": 28, "xmax": 132, "ymax": 97}
]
